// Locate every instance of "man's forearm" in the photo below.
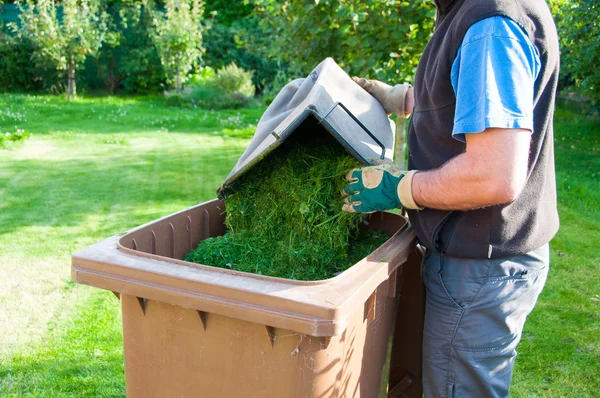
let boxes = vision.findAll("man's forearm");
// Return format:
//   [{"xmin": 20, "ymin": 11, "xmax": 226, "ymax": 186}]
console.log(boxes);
[
  {"xmin": 412, "ymin": 153, "xmax": 511, "ymax": 210},
  {"xmin": 411, "ymin": 128, "xmax": 531, "ymax": 211}
]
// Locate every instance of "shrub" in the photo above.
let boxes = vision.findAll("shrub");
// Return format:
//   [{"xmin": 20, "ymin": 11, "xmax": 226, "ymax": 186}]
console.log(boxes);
[
  {"xmin": 164, "ymin": 81, "xmax": 255, "ymax": 110},
  {"xmin": 552, "ymin": 0, "xmax": 600, "ymax": 107},
  {"xmin": 94, "ymin": 1, "xmax": 165, "ymax": 94},
  {"xmin": 189, "ymin": 66, "xmax": 216, "ymax": 86},
  {"xmin": 0, "ymin": 128, "xmax": 31, "ymax": 148},
  {"xmin": 0, "ymin": 33, "xmax": 57, "ymax": 93},
  {"xmin": 148, "ymin": 0, "xmax": 205, "ymax": 92},
  {"xmin": 163, "ymin": 92, "xmax": 189, "ymax": 108},
  {"xmin": 189, "ymin": 84, "xmax": 253, "ymax": 110},
  {"xmin": 211, "ymin": 62, "xmax": 255, "ymax": 97},
  {"xmin": 13, "ymin": 0, "xmax": 111, "ymax": 99},
  {"xmin": 163, "ymin": 63, "xmax": 252, "ymax": 109},
  {"xmin": 202, "ymin": 18, "xmax": 280, "ymax": 93}
]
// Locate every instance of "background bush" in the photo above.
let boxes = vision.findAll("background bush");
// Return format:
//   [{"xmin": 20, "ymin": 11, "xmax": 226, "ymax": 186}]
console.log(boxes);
[
  {"xmin": 551, "ymin": 0, "xmax": 600, "ymax": 107},
  {"xmin": 1, "ymin": 0, "xmax": 599, "ymax": 109},
  {"xmin": 0, "ymin": 31, "xmax": 58, "ymax": 92},
  {"xmin": 211, "ymin": 63, "xmax": 255, "ymax": 97},
  {"xmin": 164, "ymin": 63, "xmax": 256, "ymax": 109},
  {"xmin": 188, "ymin": 85, "xmax": 253, "ymax": 110},
  {"xmin": 203, "ymin": 0, "xmax": 279, "ymax": 94},
  {"xmin": 92, "ymin": 2, "xmax": 165, "ymax": 94},
  {"xmin": 253, "ymin": 0, "xmax": 436, "ymax": 84},
  {"xmin": 148, "ymin": 0, "xmax": 205, "ymax": 92},
  {"xmin": 13, "ymin": 0, "xmax": 111, "ymax": 99}
]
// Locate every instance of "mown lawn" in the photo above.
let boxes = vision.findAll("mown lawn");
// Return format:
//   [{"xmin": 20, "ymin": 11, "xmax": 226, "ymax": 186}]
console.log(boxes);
[{"xmin": 0, "ymin": 94, "xmax": 598, "ymax": 397}]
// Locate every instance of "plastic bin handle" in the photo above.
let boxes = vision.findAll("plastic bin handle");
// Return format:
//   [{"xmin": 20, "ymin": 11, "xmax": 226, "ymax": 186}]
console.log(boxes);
[{"xmin": 320, "ymin": 101, "xmax": 387, "ymax": 160}]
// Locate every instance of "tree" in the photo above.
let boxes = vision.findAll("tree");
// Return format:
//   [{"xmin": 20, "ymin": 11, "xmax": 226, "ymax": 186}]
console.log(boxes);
[
  {"xmin": 252, "ymin": 0, "xmax": 436, "ymax": 84},
  {"xmin": 552, "ymin": 0, "xmax": 600, "ymax": 106},
  {"xmin": 202, "ymin": 1, "xmax": 278, "ymax": 93},
  {"xmin": 148, "ymin": 0, "xmax": 205, "ymax": 92},
  {"xmin": 14, "ymin": 0, "xmax": 110, "ymax": 100}
]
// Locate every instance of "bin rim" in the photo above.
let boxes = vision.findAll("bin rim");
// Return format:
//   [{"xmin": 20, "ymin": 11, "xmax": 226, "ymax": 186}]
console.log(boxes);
[
  {"xmin": 115, "ymin": 199, "xmax": 411, "ymax": 286},
  {"xmin": 72, "ymin": 200, "xmax": 416, "ymax": 336}
]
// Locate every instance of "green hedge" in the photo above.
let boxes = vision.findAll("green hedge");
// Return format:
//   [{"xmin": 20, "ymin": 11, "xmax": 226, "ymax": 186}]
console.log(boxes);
[{"xmin": 2, "ymin": 0, "xmax": 598, "ymax": 105}]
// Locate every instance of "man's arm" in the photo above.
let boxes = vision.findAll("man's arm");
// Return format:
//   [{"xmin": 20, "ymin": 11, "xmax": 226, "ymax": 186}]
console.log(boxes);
[{"xmin": 412, "ymin": 128, "xmax": 530, "ymax": 210}]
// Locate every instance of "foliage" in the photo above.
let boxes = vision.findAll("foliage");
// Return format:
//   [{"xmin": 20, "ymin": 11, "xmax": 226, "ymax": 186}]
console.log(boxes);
[
  {"xmin": 93, "ymin": 1, "xmax": 165, "ymax": 94},
  {"xmin": 211, "ymin": 62, "xmax": 255, "ymax": 97},
  {"xmin": 164, "ymin": 63, "xmax": 256, "ymax": 109},
  {"xmin": 202, "ymin": 16, "xmax": 281, "ymax": 93},
  {"xmin": 204, "ymin": 0, "xmax": 253, "ymax": 25},
  {"xmin": 189, "ymin": 84, "xmax": 255, "ymax": 110},
  {"xmin": 13, "ymin": 0, "xmax": 111, "ymax": 99},
  {"xmin": 189, "ymin": 65, "xmax": 216, "ymax": 85},
  {"xmin": 185, "ymin": 136, "xmax": 389, "ymax": 280},
  {"xmin": 551, "ymin": 0, "xmax": 600, "ymax": 106},
  {"xmin": 148, "ymin": 0, "xmax": 205, "ymax": 92},
  {"xmin": 0, "ymin": 29, "xmax": 54, "ymax": 92},
  {"xmin": 164, "ymin": 84, "xmax": 256, "ymax": 110},
  {"xmin": 0, "ymin": 128, "xmax": 30, "ymax": 148},
  {"xmin": 252, "ymin": 0, "xmax": 436, "ymax": 84},
  {"xmin": 163, "ymin": 92, "xmax": 188, "ymax": 108}
]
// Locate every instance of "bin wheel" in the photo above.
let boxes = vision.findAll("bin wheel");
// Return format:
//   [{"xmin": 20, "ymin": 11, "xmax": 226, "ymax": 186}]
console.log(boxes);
[{"xmin": 387, "ymin": 373, "xmax": 415, "ymax": 398}]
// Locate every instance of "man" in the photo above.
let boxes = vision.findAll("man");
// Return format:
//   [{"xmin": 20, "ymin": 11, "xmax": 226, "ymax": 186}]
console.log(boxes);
[{"xmin": 342, "ymin": 0, "xmax": 559, "ymax": 396}]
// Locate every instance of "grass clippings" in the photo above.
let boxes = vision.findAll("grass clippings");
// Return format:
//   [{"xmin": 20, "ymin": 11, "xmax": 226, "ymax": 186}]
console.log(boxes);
[{"xmin": 185, "ymin": 137, "xmax": 389, "ymax": 280}]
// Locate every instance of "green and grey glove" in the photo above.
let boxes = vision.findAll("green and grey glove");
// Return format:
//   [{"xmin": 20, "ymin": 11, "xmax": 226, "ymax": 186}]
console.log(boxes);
[{"xmin": 341, "ymin": 162, "xmax": 422, "ymax": 213}]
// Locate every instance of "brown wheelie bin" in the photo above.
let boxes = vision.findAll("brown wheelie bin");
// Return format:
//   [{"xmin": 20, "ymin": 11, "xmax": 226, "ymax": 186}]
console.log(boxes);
[{"xmin": 71, "ymin": 199, "xmax": 424, "ymax": 397}]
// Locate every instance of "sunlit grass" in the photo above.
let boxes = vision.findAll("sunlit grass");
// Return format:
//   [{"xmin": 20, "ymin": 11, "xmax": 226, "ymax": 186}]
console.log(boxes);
[
  {"xmin": 0, "ymin": 94, "xmax": 598, "ymax": 396},
  {"xmin": 0, "ymin": 94, "xmax": 263, "ymax": 396},
  {"xmin": 510, "ymin": 107, "xmax": 600, "ymax": 397}
]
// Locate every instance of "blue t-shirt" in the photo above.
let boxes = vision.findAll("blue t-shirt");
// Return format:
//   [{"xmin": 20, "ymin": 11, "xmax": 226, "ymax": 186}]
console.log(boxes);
[{"xmin": 451, "ymin": 16, "xmax": 541, "ymax": 142}]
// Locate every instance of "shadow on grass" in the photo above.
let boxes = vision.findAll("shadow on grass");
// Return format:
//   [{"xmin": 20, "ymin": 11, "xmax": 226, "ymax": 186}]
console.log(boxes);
[
  {"xmin": 0, "ymin": 141, "xmax": 243, "ymax": 240},
  {"xmin": 0, "ymin": 355, "xmax": 125, "ymax": 397},
  {"xmin": 0, "ymin": 290, "xmax": 126, "ymax": 397}
]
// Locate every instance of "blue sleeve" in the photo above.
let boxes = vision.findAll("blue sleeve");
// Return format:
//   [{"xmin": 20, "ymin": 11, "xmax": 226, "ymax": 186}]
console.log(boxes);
[{"xmin": 450, "ymin": 16, "xmax": 541, "ymax": 143}]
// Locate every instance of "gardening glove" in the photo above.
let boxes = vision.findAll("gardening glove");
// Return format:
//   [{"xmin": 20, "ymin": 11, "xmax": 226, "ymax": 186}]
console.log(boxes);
[
  {"xmin": 341, "ymin": 162, "xmax": 422, "ymax": 213},
  {"xmin": 352, "ymin": 77, "xmax": 413, "ymax": 118}
]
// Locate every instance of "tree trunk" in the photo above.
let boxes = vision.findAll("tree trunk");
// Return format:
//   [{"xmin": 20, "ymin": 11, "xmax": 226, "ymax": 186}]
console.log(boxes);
[
  {"xmin": 67, "ymin": 62, "xmax": 76, "ymax": 101},
  {"xmin": 176, "ymin": 59, "xmax": 182, "ymax": 93}
]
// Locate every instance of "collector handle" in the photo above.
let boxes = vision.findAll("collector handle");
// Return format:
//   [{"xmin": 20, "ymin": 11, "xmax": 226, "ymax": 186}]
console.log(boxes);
[{"xmin": 321, "ymin": 101, "xmax": 387, "ymax": 160}]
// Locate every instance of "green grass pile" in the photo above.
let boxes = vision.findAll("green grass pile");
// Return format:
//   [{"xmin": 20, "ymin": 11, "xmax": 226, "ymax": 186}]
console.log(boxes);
[{"xmin": 185, "ymin": 138, "xmax": 389, "ymax": 280}]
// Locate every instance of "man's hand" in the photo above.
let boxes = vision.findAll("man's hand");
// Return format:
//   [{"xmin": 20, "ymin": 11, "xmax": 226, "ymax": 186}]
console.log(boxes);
[
  {"xmin": 352, "ymin": 77, "xmax": 414, "ymax": 118},
  {"xmin": 341, "ymin": 162, "xmax": 421, "ymax": 213}
]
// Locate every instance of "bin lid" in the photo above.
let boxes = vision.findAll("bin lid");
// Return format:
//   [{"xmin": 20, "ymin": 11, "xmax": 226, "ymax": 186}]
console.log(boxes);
[{"xmin": 217, "ymin": 58, "xmax": 395, "ymax": 198}]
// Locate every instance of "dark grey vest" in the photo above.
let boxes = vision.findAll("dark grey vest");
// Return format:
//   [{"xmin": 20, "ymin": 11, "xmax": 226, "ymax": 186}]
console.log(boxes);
[{"xmin": 407, "ymin": 0, "xmax": 560, "ymax": 259}]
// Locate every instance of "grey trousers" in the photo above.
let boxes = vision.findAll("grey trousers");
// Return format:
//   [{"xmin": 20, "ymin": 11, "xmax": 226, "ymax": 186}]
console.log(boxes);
[{"xmin": 421, "ymin": 244, "xmax": 549, "ymax": 398}]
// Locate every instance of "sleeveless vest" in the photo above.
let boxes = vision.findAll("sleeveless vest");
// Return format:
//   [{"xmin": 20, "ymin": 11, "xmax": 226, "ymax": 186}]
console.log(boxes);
[{"xmin": 407, "ymin": 0, "xmax": 560, "ymax": 259}]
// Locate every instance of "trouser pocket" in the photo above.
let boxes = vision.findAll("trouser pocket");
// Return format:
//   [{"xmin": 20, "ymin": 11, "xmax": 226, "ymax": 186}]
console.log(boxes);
[{"xmin": 422, "ymin": 245, "xmax": 550, "ymax": 398}]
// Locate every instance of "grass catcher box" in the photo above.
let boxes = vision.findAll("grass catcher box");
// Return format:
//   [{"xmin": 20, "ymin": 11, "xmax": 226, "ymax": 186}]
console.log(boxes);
[{"xmin": 71, "ymin": 200, "xmax": 423, "ymax": 397}]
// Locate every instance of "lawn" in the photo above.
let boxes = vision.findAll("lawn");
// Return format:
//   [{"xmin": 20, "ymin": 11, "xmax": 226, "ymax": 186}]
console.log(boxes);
[{"xmin": 0, "ymin": 94, "xmax": 598, "ymax": 397}]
